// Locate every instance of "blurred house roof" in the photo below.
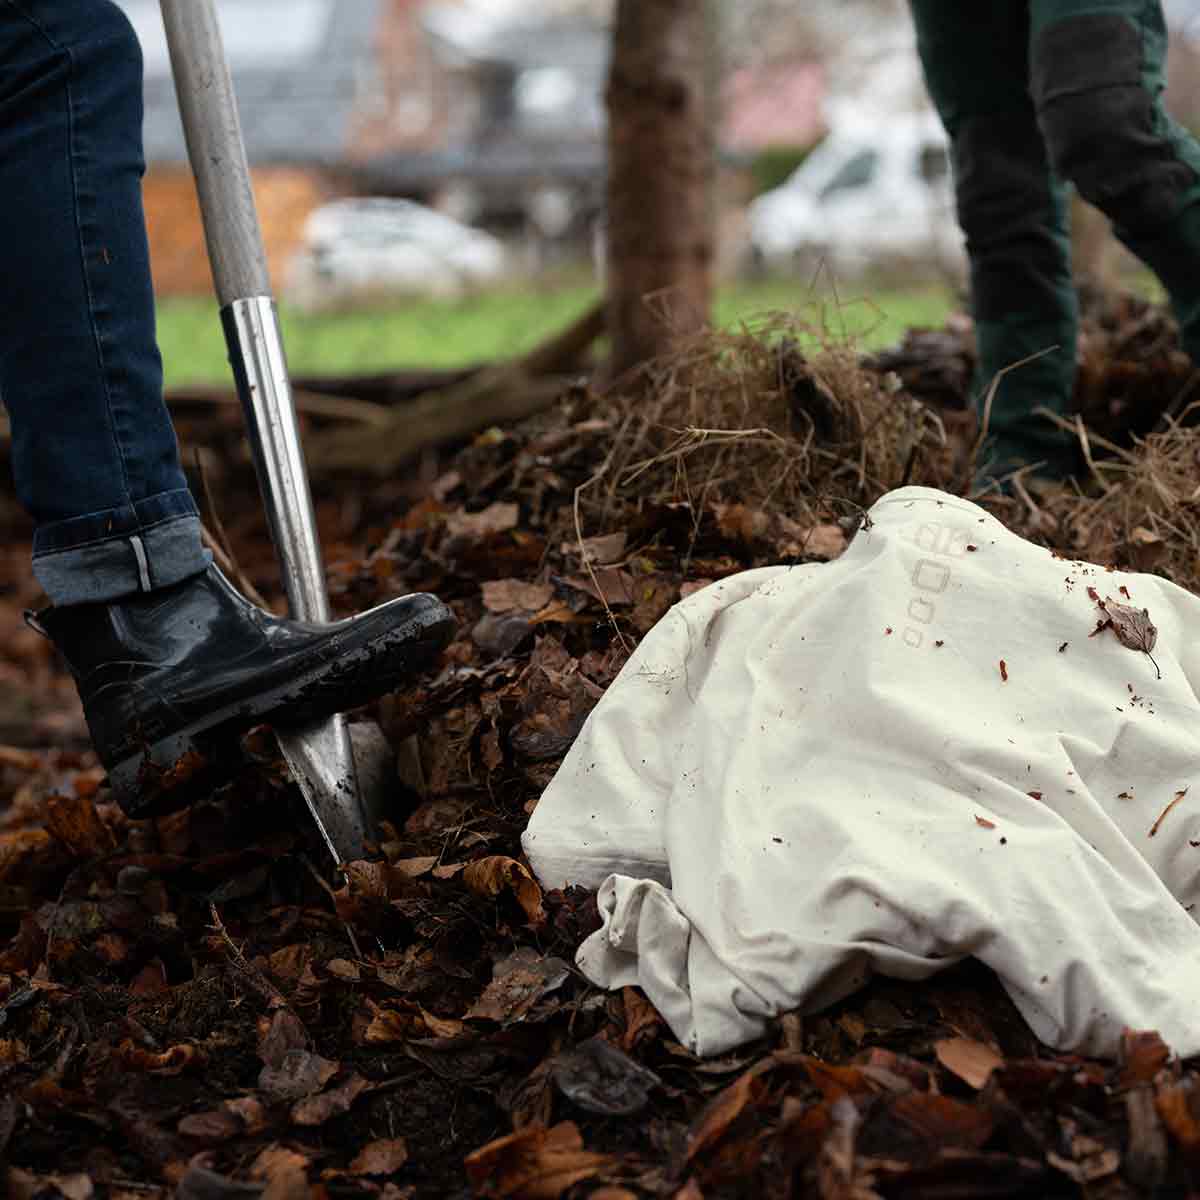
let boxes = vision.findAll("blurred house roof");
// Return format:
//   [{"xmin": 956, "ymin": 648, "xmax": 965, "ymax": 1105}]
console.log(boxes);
[
  {"xmin": 115, "ymin": 0, "xmax": 384, "ymax": 164},
  {"xmin": 723, "ymin": 61, "xmax": 826, "ymax": 153}
]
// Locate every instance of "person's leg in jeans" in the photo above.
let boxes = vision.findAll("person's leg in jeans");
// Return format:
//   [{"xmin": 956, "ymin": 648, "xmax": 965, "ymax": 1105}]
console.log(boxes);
[
  {"xmin": 1, "ymin": 0, "xmax": 454, "ymax": 816},
  {"xmin": 911, "ymin": 1, "xmax": 1079, "ymax": 481},
  {"xmin": 0, "ymin": 0, "xmax": 210, "ymax": 602},
  {"xmin": 1030, "ymin": 0, "xmax": 1200, "ymax": 365}
]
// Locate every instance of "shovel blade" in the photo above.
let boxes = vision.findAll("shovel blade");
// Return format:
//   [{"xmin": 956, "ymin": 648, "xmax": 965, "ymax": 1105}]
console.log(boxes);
[{"xmin": 277, "ymin": 714, "xmax": 366, "ymax": 866}]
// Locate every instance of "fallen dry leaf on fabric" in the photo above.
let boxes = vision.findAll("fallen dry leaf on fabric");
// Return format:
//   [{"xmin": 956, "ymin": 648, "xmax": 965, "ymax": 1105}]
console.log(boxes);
[
  {"xmin": 462, "ymin": 856, "xmax": 546, "ymax": 925},
  {"xmin": 463, "ymin": 1120, "xmax": 610, "ymax": 1199},
  {"xmin": 1105, "ymin": 598, "xmax": 1161, "ymax": 677},
  {"xmin": 289, "ymin": 1072, "xmax": 370, "ymax": 1127},
  {"xmin": 934, "ymin": 1036, "xmax": 1003, "ymax": 1090},
  {"xmin": 482, "ymin": 578, "xmax": 555, "ymax": 614},
  {"xmin": 348, "ymin": 1138, "xmax": 409, "ymax": 1176},
  {"xmin": 465, "ymin": 947, "xmax": 570, "ymax": 1024}
]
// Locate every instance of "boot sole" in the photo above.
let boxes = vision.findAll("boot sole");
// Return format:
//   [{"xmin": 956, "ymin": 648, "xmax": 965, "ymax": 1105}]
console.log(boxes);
[{"xmin": 107, "ymin": 596, "xmax": 455, "ymax": 819}]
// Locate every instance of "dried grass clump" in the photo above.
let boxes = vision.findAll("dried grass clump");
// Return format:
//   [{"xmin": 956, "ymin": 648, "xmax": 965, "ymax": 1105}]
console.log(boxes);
[
  {"xmin": 591, "ymin": 315, "xmax": 954, "ymax": 528},
  {"xmin": 1036, "ymin": 411, "xmax": 1200, "ymax": 592}
]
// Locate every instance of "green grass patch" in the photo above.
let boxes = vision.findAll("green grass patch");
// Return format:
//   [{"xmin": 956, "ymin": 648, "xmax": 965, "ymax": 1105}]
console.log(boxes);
[{"xmin": 157, "ymin": 279, "xmax": 958, "ymax": 390}]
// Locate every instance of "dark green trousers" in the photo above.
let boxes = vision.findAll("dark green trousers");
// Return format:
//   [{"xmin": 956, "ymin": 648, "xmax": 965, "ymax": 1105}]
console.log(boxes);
[{"xmin": 911, "ymin": 0, "xmax": 1200, "ymax": 475}]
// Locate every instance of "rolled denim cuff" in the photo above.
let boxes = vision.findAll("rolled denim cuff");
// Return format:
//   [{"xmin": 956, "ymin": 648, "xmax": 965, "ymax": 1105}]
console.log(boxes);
[{"xmin": 32, "ymin": 489, "xmax": 212, "ymax": 605}]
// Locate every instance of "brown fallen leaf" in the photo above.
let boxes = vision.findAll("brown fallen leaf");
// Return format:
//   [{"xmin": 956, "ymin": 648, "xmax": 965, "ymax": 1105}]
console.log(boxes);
[
  {"xmin": 257, "ymin": 1009, "xmax": 308, "ymax": 1069},
  {"xmin": 290, "ymin": 1072, "xmax": 370, "ymax": 1127},
  {"xmin": 43, "ymin": 792, "xmax": 116, "ymax": 857},
  {"xmin": 129, "ymin": 958, "xmax": 169, "ymax": 997},
  {"xmin": 561, "ymin": 568, "xmax": 635, "ymax": 608},
  {"xmin": 177, "ymin": 1108, "xmax": 243, "ymax": 1144},
  {"xmin": 890, "ymin": 1091, "xmax": 995, "ymax": 1149},
  {"xmin": 1156, "ymin": 1082, "xmax": 1200, "ymax": 1154},
  {"xmin": 563, "ymin": 532, "xmax": 627, "ymax": 566},
  {"xmin": 686, "ymin": 1061, "xmax": 774, "ymax": 1163},
  {"xmin": 115, "ymin": 1040, "xmax": 201, "ymax": 1075},
  {"xmin": 465, "ymin": 947, "xmax": 570, "ymax": 1024},
  {"xmin": 462, "ymin": 856, "xmax": 546, "ymax": 925},
  {"xmin": 463, "ymin": 1120, "xmax": 610, "ymax": 1199},
  {"xmin": 1095, "ymin": 596, "xmax": 1161, "ymax": 678},
  {"xmin": 1127, "ymin": 526, "xmax": 1167, "ymax": 572},
  {"xmin": 349, "ymin": 1138, "xmax": 409, "ymax": 1176},
  {"xmin": 1119, "ymin": 1029, "xmax": 1172, "ymax": 1088},
  {"xmin": 445, "ymin": 502, "xmax": 519, "ymax": 540},
  {"xmin": 482, "ymin": 578, "xmax": 555, "ymax": 614},
  {"xmin": 251, "ymin": 1145, "xmax": 311, "ymax": 1200},
  {"xmin": 389, "ymin": 856, "xmax": 439, "ymax": 880},
  {"xmin": 258, "ymin": 1049, "xmax": 339, "ymax": 1102},
  {"xmin": 362, "ymin": 1004, "xmax": 424, "ymax": 1044},
  {"xmin": 0, "ymin": 829, "xmax": 57, "ymax": 886},
  {"xmin": 7, "ymin": 1170, "xmax": 95, "ymax": 1200},
  {"xmin": 934, "ymin": 1036, "xmax": 1003, "ymax": 1090},
  {"xmin": 621, "ymin": 987, "xmax": 663, "ymax": 1052},
  {"xmin": 173, "ymin": 1164, "xmax": 260, "ymax": 1200}
]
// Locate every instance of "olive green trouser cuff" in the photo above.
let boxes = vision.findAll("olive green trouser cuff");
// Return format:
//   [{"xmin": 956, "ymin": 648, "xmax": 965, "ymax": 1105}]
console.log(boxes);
[{"xmin": 911, "ymin": 0, "xmax": 1200, "ymax": 476}]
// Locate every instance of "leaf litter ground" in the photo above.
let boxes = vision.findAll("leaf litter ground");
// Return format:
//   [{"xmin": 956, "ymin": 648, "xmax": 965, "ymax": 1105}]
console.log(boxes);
[{"xmin": 4, "ymin": 289, "xmax": 1200, "ymax": 1198}]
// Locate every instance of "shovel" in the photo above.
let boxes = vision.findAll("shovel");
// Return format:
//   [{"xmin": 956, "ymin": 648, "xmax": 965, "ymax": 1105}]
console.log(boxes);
[{"xmin": 159, "ymin": 0, "xmax": 367, "ymax": 865}]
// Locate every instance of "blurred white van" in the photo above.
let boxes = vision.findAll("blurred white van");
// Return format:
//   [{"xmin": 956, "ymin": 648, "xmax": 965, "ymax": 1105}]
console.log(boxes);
[{"xmin": 746, "ymin": 113, "xmax": 964, "ymax": 277}]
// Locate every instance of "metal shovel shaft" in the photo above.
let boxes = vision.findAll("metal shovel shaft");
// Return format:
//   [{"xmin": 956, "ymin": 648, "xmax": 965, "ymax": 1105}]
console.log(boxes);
[{"xmin": 160, "ymin": 0, "xmax": 367, "ymax": 863}]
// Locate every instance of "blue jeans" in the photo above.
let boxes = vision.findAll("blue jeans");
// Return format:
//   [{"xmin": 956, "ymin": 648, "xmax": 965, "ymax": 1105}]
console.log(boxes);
[{"xmin": 0, "ymin": 0, "xmax": 209, "ymax": 605}]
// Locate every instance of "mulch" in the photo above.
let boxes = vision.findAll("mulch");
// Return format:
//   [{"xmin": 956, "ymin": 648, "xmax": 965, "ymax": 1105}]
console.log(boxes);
[{"xmin": 3, "ymin": 288, "xmax": 1200, "ymax": 1199}]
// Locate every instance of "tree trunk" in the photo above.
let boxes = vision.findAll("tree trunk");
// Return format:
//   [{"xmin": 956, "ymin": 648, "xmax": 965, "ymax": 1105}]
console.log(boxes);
[{"xmin": 606, "ymin": 0, "xmax": 714, "ymax": 378}]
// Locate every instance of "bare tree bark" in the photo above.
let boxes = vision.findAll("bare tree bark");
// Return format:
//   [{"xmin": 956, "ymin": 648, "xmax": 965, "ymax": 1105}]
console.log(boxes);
[{"xmin": 606, "ymin": 0, "xmax": 714, "ymax": 378}]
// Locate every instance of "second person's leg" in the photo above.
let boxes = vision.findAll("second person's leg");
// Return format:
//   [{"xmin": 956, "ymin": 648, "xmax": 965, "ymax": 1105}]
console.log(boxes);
[
  {"xmin": 912, "ymin": 1, "xmax": 1079, "ymax": 480},
  {"xmin": 1030, "ymin": 0, "xmax": 1200, "ymax": 369}
]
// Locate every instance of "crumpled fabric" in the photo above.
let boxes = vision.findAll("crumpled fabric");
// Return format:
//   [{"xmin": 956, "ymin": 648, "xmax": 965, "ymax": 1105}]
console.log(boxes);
[{"xmin": 522, "ymin": 486, "xmax": 1200, "ymax": 1058}]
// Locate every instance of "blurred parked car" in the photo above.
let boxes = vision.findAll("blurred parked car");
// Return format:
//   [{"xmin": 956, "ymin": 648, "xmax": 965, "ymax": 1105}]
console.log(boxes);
[
  {"xmin": 746, "ymin": 113, "xmax": 964, "ymax": 277},
  {"xmin": 284, "ymin": 197, "xmax": 509, "ymax": 310}
]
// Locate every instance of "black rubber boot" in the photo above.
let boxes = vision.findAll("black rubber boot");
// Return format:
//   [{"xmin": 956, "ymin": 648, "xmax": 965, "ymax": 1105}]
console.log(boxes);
[{"xmin": 32, "ymin": 566, "xmax": 455, "ymax": 816}]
